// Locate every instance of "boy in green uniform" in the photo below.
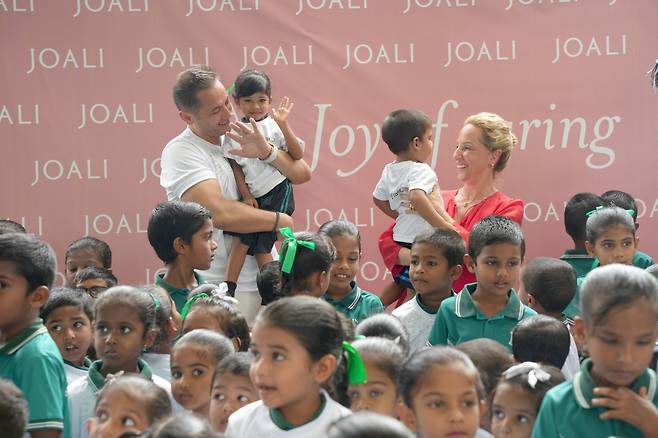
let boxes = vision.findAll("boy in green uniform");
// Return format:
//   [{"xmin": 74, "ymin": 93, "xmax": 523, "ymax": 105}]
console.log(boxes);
[
  {"xmin": 560, "ymin": 192, "xmax": 605, "ymax": 278},
  {"xmin": 147, "ymin": 200, "xmax": 218, "ymax": 312},
  {"xmin": 428, "ymin": 215, "xmax": 535, "ymax": 351},
  {"xmin": 0, "ymin": 233, "xmax": 69, "ymax": 438},
  {"xmin": 533, "ymin": 264, "xmax": 658, "ymax": 438}
]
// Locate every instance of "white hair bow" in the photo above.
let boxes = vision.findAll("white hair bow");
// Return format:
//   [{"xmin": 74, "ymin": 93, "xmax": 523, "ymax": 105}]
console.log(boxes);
[{"xmin": 503, "ymin": 362, "xmax": 551, "ymax": 389}]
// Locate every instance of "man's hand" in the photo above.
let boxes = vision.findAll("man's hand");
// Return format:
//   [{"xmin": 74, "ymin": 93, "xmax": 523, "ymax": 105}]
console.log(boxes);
[
  {"xmin": 243, "ymin": 196, "xmax": 259, "ymax": 208},
  {"xmin": 226, "ymin": 118, "xmax": 271, "ymax": 159}
]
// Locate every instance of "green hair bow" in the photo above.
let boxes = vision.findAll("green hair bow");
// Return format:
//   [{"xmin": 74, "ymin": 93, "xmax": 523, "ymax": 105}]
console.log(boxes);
[
  {"xmin": 586, "ymin": 205, "xmax": 635, "ymax": 218},
  {"xmin": 180, "ymin": 293, "xmax": 209, "ymax": 321},
  {"xmin": 279, "ymin": 227, "xmax": 316, "ymax": 274},
  {"xmin": 342, "ymin": 341, "xmax": 367, "ymax": 385}
]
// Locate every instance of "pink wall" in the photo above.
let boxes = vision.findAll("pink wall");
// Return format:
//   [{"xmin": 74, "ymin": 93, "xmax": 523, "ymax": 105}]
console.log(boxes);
[{"xmin": 2, "ymin": 0, "xmax": 657, "ymax": 291}]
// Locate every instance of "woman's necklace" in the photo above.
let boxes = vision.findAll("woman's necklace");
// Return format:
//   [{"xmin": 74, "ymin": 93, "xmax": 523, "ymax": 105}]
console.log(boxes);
[{"xmin": 456, "ymin": 188, "xmax": 497, "ymax": 209}]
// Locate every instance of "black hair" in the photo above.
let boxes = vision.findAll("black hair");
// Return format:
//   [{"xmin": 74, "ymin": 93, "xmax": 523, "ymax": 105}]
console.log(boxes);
[
  {"xmin": 0, "ymin": 219, "xmax": 26, "ymax": 235},
  {"xmin": 412, "ymin": 228, "xmax": 466, "ymax": 268},
  {"xmin": 521, "ymin": 257, "xmax": 576, "ymax": 314},
  {"xmin": 399, "ymin": 347, "xmax": 485, "ymax": 408},
  {"xmin": 580, "ymin": 264, "xmax": 658, "ymax": 328},
  {"xmin": 74, "ymin": 266, "xmax": 118, "ymax": 288},
  {"xmin": 213, "ymin": 352, "xmax": 254, "ymax": 384},
  {"xmin": 511, "ymin": 315, "xmax": 570, "ymax": 369},
  {"xmin": 455, "ymin": 339, "xmax": 514, "ymax": 398},
  {"xmin": 355, "ymin": 313, "xmax": 410, "ymax": 357},
  {"xmin": 173, "ymin": 329, "xmax": 234, "ymax": 366},
  {"xmin": 0, "ymin": 379, "xmax": 28, "ymax": 438},
  {"xmin": 338, "ymin": 312, "xmax": 356, "ymax": 342},
  {"xmin": 646, "ymin": 264, "xmax": 658, "ymax": 281},
  {"xmin": 601, "ymin": 190, "xmax": 638, "ymax": 223},
  {"xmin": 257, "ymin": 261, "xmax": 282, "ymax": 305},
  {"xmin": 353, "ymin": 337, "xmax": 405, "ymax": 385},
  {"xmin": 65, "ymin": 236, "xmax": 112, "ymax": 268},
  {"xmin": 145, "ymin": 412, "xmax": 220, "ymax": 438},
  {"xmin": 318, "ymin": 220, "xmax": 362, "ymax": 252},
  {"xmin": 468, "ymin": 215, "xmax": 525, "ymax": 261},
  {"xmin": 585, "ymin": 206, "xmax": 635, "ymax": 244},
  {"xmin": 0, "ymin": 233, "xmax": 56, "ymax": 292},
  {"xmin": 381, "ymin": 109, "xmax": 431, "ymax": 155},
  {"xmin": 184, "ymin": 293, "xmax": 250, "ymax": 351},
  {"xmin": 142, "ymin": 285, "xmax": 174, "ymax": 351},
  {"xmin": 327, "ymin": 412, "xmax": 414, "ymax": 438},
  {"xmin": 148, "ymin": 201, "xmax": 212, "ymax": 264},
  {"xmin": 95, "ymin": 286, "xmax": 158, "ymax": 336},
  {"xmin": 96, "ymin": 375, "xmax": 171, "ymax": 425},
  {"xmin": 563, "ymin": 192, "xmax": 604, "ymax": 243},
  {"xmin": 494, "ymin": 363, "xmax": 565, "ymax": 412},
  {"xmin": 279, "ymin": 232, "xmax": 336, "ymax": 297},
  {"xmin": 41, "ymin": 287, "xmax": 94, "ymax": 322},
  {"xmin": 232, "ymin": 69, "xmax": 272, "ymax": 99},
  {"xmin": 172, "ymin": 66, "xmax": 218, "ymax": 111}
]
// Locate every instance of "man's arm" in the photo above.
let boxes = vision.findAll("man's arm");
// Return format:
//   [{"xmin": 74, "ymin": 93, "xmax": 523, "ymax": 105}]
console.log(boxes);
[
  {"xmin": 181, "ymin": 179, "xmax": 292, "ymax": 233},
  {"xmin": 227, "ymin": 158, "xmax": 258, "ymax": 208},
  {"xmin": 408, "ymin": 189, "xmax": 455, "ymax": 230}
]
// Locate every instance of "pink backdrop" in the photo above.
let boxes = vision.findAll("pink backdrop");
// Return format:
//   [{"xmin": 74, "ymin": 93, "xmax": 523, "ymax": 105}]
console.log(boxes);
[{"xmin": 2, "ymin": 0, "xmax": 657, "ymax": 291}]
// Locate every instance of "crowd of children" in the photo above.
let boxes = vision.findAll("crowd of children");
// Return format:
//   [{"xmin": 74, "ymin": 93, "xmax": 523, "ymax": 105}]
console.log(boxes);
[{"xmin": 1, "ymin": 71, "xmax": 657, "ymax": 437}]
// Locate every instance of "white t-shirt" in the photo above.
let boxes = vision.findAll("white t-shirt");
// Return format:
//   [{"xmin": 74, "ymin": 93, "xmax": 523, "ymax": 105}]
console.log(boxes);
[
  {"xmin": 142, "ymin": 353, "xmax": 171, "ymax": 382},
  {"xmin": 226, "ymin": 390, "xmax": 351, "ymax": 437},
  {"xmin": 160, "ymin": 127, "xmax": 260, "ymax": 292},
  {"xmin": 561, "ymin": 332, "xmax": 580, "ymax": 380},
  {"xmin": 64, "ymin": 362, "xmax": 88, "ymax": 385},
  {"xmin": 392, "ymin": 295, "xmax": 437, "ymax": 353},
  {"xmin": 223, "ymin": 116, "xmax": 304, "ymax": 198},
  {"xmin": 373, "ymin": 161, "xmax": 442, "ymax": 243}
]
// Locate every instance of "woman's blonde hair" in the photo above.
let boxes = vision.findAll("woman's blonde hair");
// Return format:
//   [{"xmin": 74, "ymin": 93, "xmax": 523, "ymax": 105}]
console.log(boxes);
[{"xmin": 464, "ymin": 112, "xmax": 517, "ymax": 173}]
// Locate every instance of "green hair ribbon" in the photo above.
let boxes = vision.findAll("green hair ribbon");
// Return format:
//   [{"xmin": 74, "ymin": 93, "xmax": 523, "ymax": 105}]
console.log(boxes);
[
  {"xmin": 342, "ymin": 341, "xmax": 367, "ymax": 385},
  {"xmin": 586, "ymin": 206, "xmax": 635, "ymax": 218},
  {"xmin": 226, "ymin": 83, "xmax": 236, "ymax": 95},
  {"xmin": 180, "ymin": 293, "xmax": 209, "ymax": 321},
  {"xmin": 147, "ymin": 292, "xmax": 161, "ymax": 310},
  {"xmin": 279, "ymin": 227, "xmax": 316, "ymax": 274}
]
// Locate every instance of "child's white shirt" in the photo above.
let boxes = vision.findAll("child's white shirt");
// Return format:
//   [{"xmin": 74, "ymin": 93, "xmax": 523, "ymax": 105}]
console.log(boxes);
[
  {"xmin": 392, "ymin": 295, "xmax": 437, "ymax": 353},
  {"xmin": 142, "ymin": 352, "xmax": 171, "ymax": 382},
  {"xmin": 64, "ymin": 362, "xmax": 89, "ymax": 385},
  {"xmin": 225, "ymin": 389, "xmax": 351, "ymax": 437},
  {"xmin": 373, "ymin": 161, "xmax": 442, "ymax": 243},
  {"xmin": 222, "ymin": 116, "xmax": 304, "ymax": 198},
  {"xmin": 561, "ymin": 331, "xmax": 580, "ymax": 380}
]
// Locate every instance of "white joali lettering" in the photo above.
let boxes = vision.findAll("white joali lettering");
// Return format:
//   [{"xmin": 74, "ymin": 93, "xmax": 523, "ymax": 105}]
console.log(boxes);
[
  {"xmin": 186, "ymin": 0, "xmax": 259, "ymax": 16},
  {"xmin": 78, "ymin": 103, "xmax": 154, "ymax": 129},
  {"xmin": 505, "ymin": 0, "xmax": 577, "ymax": 11},
  {"xmin": 26, "ymin": 48, "xmax": 104, "ymax": 74},
  {"xmin": 0, "ymin": 0, "xmax": 35, "ymax": 12},
  {"xmin": 299, "ymin": 207, "xmax": 375, "ymax": 231},
  {"xmin": 514, "ymin": 103, "xmax": 621, "ymax": 170},
  {"xmin": 551, "ymin": 34, "xmax": 627, "ymax": 64},
  {"xmin": 296, "ymin": 0, "xmax": 367, "ymax": 15},
  {"xmin": 342, "ymin": 43, "xmax": 414, "ymax": 70},
  {"xmin": 402, "ymin": 0, "xmax": 475, "ymax": 14},
  {"xmin": 73, "ymin": 0, "xmax": 149, "ymax": 17},
  {"xmin": 136, "ymin": 47, "xmax": 209, "ymax": 73},
  {"xmin": 31, "ymin": 159, "xmax": 109, "ymax": 186},
  {"xmin": 240, "ymin": 45, "xmax": 312, "ymax": 70},
  {"xmin": 0, "ymin": 104, "xmax": 39, "ymax": 125},
  {"xmin": 16, "ymin": 216, "xmax": 43, "ymax": 235},
  {"xmin": 139, "ymin": 157, "xmax": 161, "ymax": 184},
  {"xmin": 444, "ymin": 40, "xmax": 516, "ymax": 67},
  {"xmin": 84, "ymin": 213, "xmax": 148, "ymax": 235}
]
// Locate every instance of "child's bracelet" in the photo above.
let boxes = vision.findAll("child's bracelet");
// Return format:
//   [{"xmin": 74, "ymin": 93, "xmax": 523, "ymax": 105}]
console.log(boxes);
[
  {"xmin": 272, "ymin": 211, "xmax": 280, "ymax": 232},
  {"xmin": 260, "ymin": 144, "xmax": 278, "ymax": 164}
]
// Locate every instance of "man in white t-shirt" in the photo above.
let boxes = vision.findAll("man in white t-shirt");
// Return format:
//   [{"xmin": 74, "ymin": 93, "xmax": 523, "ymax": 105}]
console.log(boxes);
[{"xmin": 160, "ymin": 66, "xmax": 311, "ymax": 322}]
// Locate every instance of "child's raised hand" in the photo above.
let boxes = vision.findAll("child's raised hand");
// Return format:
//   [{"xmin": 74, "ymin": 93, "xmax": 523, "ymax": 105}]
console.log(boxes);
[
  {"xmin": 272, "ymin": 96, "xmax": 294, "ymax": 126},
  {"xmin": 592, "ymin": 386, "xmax": 658, "ymax": 436}
]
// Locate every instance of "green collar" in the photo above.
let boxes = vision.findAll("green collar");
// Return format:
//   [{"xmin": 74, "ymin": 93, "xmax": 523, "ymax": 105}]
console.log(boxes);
[
  {"xmin": 561, "ymin": 248, "xmax": 592, "ymax": 259},
  {"xmin": 416, "ymin": 290, "xmax": 454, "ymax": 315},
  {"xmin": 269, "ymin": 392, "xmax": 327, "ymax": 430},
  {"xmin": 323, "ymin": 282, "xmax": 361, "ymax": 311},
  {"xmin": 572, "ymin": 358, "xmax": 657, "ymax": 409},
  {"xmin": 64, "ymin": 357, "xmax": 92, "ymax": 370},
  {"xmin": 455, "ymin": 283, "xmax": 524, "ymax": 320},
  {"xmin": 0, "ymin": 320, "xmax": 47, "ymax": 356},
  {"xmin": 88, "ymin": 357, "xmax": 153, "ymax": 391},
  {"xmin": 155, "ymin": 271, "xmax": 205, "ymax": 295}
]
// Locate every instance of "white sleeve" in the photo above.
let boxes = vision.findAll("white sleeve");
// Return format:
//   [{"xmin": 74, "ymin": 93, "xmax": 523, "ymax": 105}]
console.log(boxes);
[
  {"xmin": 372, "ymin": 171, "xmax": 389, "ymax": 201},
  {"xmin": 408, "ymin": 163, "xmax": 437, "ymax": 193},
  {"xmin": 160, "ymin": 140, "xmax": 217, "ymax": 200}
]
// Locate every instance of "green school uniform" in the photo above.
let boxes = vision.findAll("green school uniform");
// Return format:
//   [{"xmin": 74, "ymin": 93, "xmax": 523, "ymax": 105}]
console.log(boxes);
[
  {"xmin": 532, "ymin": 358, "xmax": 657, "ymax": 438},
  {"xmin": 561, "ymin": 249, "xmax": 654, "ymax": 279},
  {"xmin": 323, "ymin": 281, "xmax": 384, "ymax": 324},
  {"xmin": 563, "ymin": 276, "xmax": 584, "ymax": 320},
  {"xmin": 427, "ymin": 283, "xmax": 536, "ymax": 352},
  {"xmin": 0, "ymin": 320, "xmax": 70, "ymax": 437},
  {"xmin": 155, "ymin": 271, "xmax": 206, "ymax": 313}
]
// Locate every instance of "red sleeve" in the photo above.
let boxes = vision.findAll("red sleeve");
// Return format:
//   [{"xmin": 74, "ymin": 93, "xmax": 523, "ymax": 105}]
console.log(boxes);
[{"xmin": 378, "ymin": 222, "xmax": 400, "ymax": 271}]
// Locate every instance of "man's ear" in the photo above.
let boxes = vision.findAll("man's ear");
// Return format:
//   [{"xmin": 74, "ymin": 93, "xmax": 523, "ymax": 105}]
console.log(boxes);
[
  {"xmin": 312, "ymin": 354, "xmax": 337, "ymax": 384},
  {"xmin": 464, "ymin": 254, "xmax": 476, "ymax": 274},
  {"xmin": 29, "ymin": 285, "xmax": 49, "ymax": 310},
  {"xmin": 179, "ymin": 110, "xmax": 193, "ymax": 125},
  {"xmin": 231, "ymin": 336, "xmax": 241, "ymax": 352}
]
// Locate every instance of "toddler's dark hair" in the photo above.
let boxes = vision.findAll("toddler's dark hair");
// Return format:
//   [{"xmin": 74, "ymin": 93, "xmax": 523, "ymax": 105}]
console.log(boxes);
[
  {"xmin": 232, "ymin": 69, "xmax": 272, "ymax": 99},
  {"xmin": 381, "ymin": 109, "xmax": 431, "ymax": 155}
]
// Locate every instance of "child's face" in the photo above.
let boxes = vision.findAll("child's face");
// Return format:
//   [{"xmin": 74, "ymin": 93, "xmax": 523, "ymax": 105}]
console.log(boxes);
[
  {"xmin": 87, "ymin": 387, "xmax": 151, "ymax": 438},
  {"xmin": 249, "ymin": 324, "xmax": 334, "ymax": 422},
  {"xmin": 468, "ymin": 243, "xmax": 522, "ymax": 297},
  {"xmin": 327, "ymin": 234, "xmax": 360, "ymax": 296},
  {"xmin": 46, "ymin": 305, "xmax": 93, "ymax": 365},
  {"xmin": 491, "ymin": 382, "xmax": 536, "ymax": 438},
  {"xmin": 76, "ymin": 278, "xmax": 111, "ymax": 300},
  {"xmin": 410, "ymin": 243, "xmax": 458, "ymax": 298},
  {"xmin": 575, "ymin": 301, "xmax": 658, "ymax": 388},
  {"xmin": 0, "ymin": 261, "xmax": 46, "ymax": 339},
  {"xmin": 209, "ymin": 371, "xmax": 258, "ymax": 433},
  {"xmin": 235, "ymin": 92, "xmax": 272, "ymax": 121},
  {"xmin": 585, "ymin": 224, "xmax": 637, "ymax": 267},
  {"xmin": 171, "ymin": 343, "xmax": 216, "ymax": 415},
  {"xmin": 413, "ymin": 126, "xmax": 433, "ymax": 163},
  {"xmin": 348, "ymin": 356, "xmax": 398, "ymax": 417},
  {"xmin": 408, "ymin": 363, "xmax": 482, "ymax": 438},
  {"xmin": 95, "ymin": 304, "xmax": 151, "ymax": 375},
  {"xmin": 65, "ymin": 249, "xmax": 105, "ymax": 287},
  {"xmin": 182, "ymin": 219, "xmax": 217, "ymax": 271}
]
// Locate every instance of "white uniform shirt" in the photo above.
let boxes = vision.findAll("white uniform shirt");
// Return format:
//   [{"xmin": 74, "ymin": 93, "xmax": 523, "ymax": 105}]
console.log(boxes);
[{"xmin": 393, "ymin": 295, "xmax": 438, "ymax": 353}]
